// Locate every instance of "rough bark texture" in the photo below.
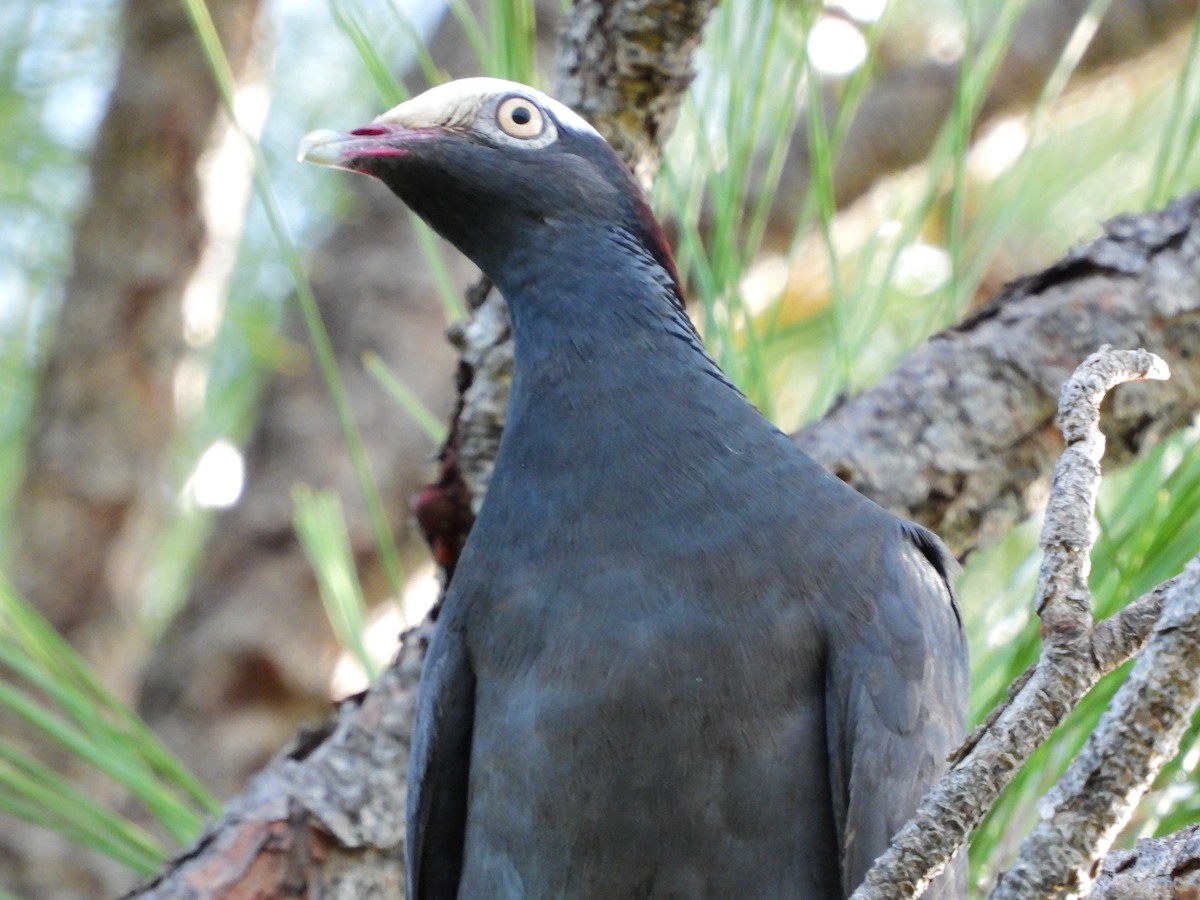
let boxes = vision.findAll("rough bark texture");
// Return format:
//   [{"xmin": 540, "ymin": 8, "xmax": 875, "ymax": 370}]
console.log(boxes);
[
  {"xmin": 960, "ymin": 578, "xmax": 1177, "ymax": 761},
  {"xmin": 1088, "ymin": 585, "xmax": 1173, "ymax": 674},
  {"xmin": 1036, "ymin": 348, "xmax": 1169, "ymax": 637},
  {"xmin": 797, "ymin": 193, "xmax": 1200, "ymax": 556},
  {"xmin": 129, "ymin": 622, "xmax": 430, "ymax": 899},
  {"xmin": 850, "ymin": 347, "xmax": 1173, "ymax": 900},
  {"xmin": 2, "ymin": 0, "xmax": 263, "ymax": 894},
  {"xmin": 556, "ymin": 0, "xmax": 719, "ymax": 185},
  {"xmin": 1089, "ymin": 824, "xmax": 1200, "ymax": 898},
  {"xmin": 992, "ymin": 557, "xmax": 1200, "ymax": 899}
]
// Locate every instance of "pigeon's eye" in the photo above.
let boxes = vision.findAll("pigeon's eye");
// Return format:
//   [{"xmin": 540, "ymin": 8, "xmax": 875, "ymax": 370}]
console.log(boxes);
[{"xmin": 497, "ymin": 97, "xmax": 545, "ymax": 139}]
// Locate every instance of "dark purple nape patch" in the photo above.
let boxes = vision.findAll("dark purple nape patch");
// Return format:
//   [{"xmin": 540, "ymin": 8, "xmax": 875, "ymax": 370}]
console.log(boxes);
[
  {"xmin": 631, "ymin": 195, "xmax": 686, "ymax": 307},
  {"xmin": 351, "ymin": 126, "xmax": 390, "ymax": 137}
]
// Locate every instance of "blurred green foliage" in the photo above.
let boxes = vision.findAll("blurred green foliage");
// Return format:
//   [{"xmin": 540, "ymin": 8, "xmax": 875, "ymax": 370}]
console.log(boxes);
[{"xmin": 1, "ymin": 0, "xmax": 1199, "ymax": 892}]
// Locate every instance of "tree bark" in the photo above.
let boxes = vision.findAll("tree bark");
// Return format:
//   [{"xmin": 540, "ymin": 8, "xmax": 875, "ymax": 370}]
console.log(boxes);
[
  {"xmin": 128, "ymin": 622, "xmax": 429, "ymax": 899},
  {"xmin": 1089, "ymin": 824, "xmax": 1200, "ymax": 897},
  {"xmin": 991, "ymin": 557, "xmax": 1200, "ymax": 898},
  {"xmin": 797, "ymin": 192, "xmax": 1200, "ymax": 555},
  {"xmin": 557, "ymin": 0, "xmax": 719, "ymax": 184}
]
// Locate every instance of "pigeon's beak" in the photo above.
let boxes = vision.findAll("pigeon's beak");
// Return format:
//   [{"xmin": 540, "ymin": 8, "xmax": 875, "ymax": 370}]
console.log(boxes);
[{"xmin": 298, "ymin": 123, "xmax": 435, "ymax": 172}]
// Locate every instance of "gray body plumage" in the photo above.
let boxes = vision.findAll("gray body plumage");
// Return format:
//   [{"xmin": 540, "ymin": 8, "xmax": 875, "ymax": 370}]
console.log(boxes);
[
  {"xmin": 409, "ymin": 232, "xmax": 966, "ymax": 898},
  {"xmin": 300, "ymin": 78, "xmax": 969, "ymax": 900}
]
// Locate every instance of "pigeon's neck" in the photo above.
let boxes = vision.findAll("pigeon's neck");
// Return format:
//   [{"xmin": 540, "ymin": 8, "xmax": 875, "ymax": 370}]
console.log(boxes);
[
  {"xmin": 471, "ymin": 222, "xmax": 806, "ymax": 551},
  {"xmin": 492, "ymin": 223, "xmax": 732, "ymax": 422},
  {"xmin": 472, "ymin": 220, "xmax": 783, "ymax": 530}
]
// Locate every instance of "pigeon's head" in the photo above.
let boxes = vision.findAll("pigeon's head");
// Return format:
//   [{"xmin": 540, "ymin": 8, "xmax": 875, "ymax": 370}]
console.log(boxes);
[{"xmin": 299, "ymin": 77, "xmax": 678, "ymax": 291}]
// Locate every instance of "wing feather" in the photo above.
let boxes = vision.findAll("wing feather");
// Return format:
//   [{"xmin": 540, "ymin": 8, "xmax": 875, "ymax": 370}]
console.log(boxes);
[
  {"xmin": 406, "ymin": 616, "xmax": 476, "ymax": 900},
  {"xmin": 826, "ymin": 522, "xmax": 969, "ymax": 897}
]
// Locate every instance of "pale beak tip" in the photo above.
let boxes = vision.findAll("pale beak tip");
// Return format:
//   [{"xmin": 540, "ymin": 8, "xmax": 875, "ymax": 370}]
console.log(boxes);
[{"xmin": 297, "ymin": 129, "xmax": 350, "ymax": 166}]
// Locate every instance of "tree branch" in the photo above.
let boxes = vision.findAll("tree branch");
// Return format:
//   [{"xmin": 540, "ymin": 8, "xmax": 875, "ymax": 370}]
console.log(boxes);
[
  {"xmin": 1089, "ymin": 823, "xmax": 1200, "ymax": 897},
  {"xmin": 991, "ymin": 557, "xmax": 1200, "ymax": 898},
  {"xmin": 1037, "ymin": 348, "xmax": 1169, "ymax": 639},
  {"xmin": 128, "ymin": 622, "xmax": 430, "ymax": 898},
  {"xmin": 1088, "ymin": 580, "xmax": 1174, "ymax": 672},
  {"xmin": 797, "ymin": 192, "xmax": 1200, "ymax": 557},
  {"xmin": 556, "ymin": 0, "xmax": 718, "ymax": 184},
  {"xmin": 850, "ymin": 347, "xmax": 1171, "ymax": 900},
  {"xmin": 955, "ymin": 576, "xmax": 1178, "ymax": 766}
]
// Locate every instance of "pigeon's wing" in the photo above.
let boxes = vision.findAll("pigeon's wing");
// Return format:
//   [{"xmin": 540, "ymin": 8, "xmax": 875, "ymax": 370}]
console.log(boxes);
[
  {"xmin": 825, "ymin": 522, "xmax": 969, "ymax": 897},
  {"xmin": 406, "ymin": 612, "xmax": 476, "ymax": 900}
]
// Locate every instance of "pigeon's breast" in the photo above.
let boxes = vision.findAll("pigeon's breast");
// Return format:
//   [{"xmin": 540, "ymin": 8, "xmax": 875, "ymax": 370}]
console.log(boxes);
[{"xmin": 458, "ymin": 556, "xmax": 839, "ymax": 897}]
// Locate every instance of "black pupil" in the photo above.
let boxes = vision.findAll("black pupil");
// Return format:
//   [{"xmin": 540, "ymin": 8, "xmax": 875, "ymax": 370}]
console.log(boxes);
[{"xmin": 511, "ymin": 105, "xmax": 532, "ymax": 126}]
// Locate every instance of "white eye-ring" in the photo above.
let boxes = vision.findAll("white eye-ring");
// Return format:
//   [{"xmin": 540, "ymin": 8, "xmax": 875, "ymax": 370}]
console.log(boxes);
[{"xmin": 496, "ymin": 96, "xmax": 545, "ymax": 139}]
